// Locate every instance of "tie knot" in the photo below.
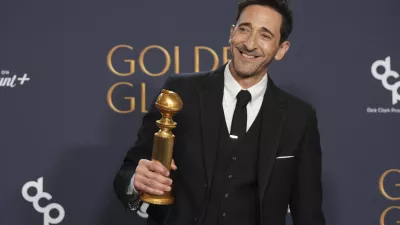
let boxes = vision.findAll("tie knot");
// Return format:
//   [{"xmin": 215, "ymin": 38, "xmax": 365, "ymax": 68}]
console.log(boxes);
[{"xmin": 236, "ymin": 90, "xmax": 251, "ymax": 108}]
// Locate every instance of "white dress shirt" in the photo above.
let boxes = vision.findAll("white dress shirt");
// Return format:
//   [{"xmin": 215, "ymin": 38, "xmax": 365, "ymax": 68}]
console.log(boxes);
[
  {"xmin": 223, "ymin": 61, "xmax": 268, "ymax": 133},
  {"xmin": 127, "ymin": 61, "xmax": 268, "ymax": 196}
]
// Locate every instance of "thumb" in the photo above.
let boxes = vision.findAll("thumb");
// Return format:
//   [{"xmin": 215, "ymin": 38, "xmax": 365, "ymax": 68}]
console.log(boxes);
[{"xmin": 171, "ymin": 159, "xmax": 178, "ymax": 171}]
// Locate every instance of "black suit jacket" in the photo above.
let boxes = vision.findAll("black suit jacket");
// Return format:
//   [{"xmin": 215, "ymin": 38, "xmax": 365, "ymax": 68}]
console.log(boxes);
[{"xmin": 114, "ymin": 65, "xmax": 326, "ymax": 225}]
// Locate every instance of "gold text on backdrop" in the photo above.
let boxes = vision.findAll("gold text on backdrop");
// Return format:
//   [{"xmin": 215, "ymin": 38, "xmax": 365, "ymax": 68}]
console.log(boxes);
[
  {"xmin": 379, "ymin": 169, "xmax": 400, "ymax": 225},
  {"xmin": 106, "ymin": 45, "xmax": 230, "ymax": 114}
]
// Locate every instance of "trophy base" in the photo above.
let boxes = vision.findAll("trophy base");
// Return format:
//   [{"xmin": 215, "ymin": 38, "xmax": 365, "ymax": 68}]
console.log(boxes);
[{"xmin": 140, "ymin": 192, "xmax": 175, "ymax": 205}]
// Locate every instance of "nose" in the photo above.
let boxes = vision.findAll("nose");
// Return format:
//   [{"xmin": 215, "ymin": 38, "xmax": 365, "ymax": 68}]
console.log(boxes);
[{"xmin": 243, "ymin": 32, "xmax": 257, "ymax": 51}]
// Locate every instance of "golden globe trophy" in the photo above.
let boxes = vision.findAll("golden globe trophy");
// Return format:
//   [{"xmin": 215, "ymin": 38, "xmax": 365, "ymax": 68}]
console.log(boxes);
[{"xmin": 140, "ymin": 89, "xmax": 183, "ymax": 205}]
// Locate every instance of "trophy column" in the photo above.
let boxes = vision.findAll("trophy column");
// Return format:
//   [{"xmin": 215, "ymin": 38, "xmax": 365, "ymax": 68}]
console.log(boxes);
[{"xmin": 140, "ymin": 89, "xmax": 183, "ymax": 205}]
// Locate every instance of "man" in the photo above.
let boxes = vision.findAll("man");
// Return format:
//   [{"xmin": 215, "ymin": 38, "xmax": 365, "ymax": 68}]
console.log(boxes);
[{"xmin": 114, "ymin": 0, "xmax": 326, "ymax": 225}]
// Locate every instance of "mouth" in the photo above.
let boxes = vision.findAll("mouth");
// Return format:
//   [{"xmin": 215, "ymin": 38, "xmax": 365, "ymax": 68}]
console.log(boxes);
[{"xmin": 237, "ymin": 48, "xmax": 260, "ymax": 60}]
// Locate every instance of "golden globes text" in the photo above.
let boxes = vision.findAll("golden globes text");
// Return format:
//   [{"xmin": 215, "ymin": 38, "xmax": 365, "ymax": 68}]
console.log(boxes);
[{"xmin": 106, "ymin": 44, "xmax": 230, "ymax": 114}]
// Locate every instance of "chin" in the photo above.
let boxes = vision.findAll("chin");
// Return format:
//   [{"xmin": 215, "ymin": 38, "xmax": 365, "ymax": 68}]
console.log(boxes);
[
  {"xmin": 236, "ymin": 68, "xmax": 258, "ymax": 78},
  {"xmin": 233, "ymin": 61, "xmax": 258, "ymax": 78}
]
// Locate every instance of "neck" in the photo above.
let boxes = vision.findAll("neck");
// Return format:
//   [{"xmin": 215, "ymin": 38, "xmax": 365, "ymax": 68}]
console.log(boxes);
[{"xmin": 229, "ymin": 63, "xmax": 267, "ymax": 89}]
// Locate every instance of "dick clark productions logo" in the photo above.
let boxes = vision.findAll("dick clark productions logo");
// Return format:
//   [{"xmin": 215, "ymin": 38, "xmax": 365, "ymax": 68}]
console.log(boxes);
[
  {"xmin": 371, "ymin": 56, "xmax": 400, "ymax": 105},
  {"xmin": 22, "ymin": 177, "xmax": 65, "ymax": 225}
]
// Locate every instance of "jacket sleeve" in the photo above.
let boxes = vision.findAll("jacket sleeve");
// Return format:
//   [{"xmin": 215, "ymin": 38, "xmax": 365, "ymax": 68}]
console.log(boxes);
[
  {"xmin": 113, "ymin": 75, "xmax": 179, "ymax": 210},
  {"xmin": 289, "ymin": 108, "xmax": 326, "ymax": 225}
]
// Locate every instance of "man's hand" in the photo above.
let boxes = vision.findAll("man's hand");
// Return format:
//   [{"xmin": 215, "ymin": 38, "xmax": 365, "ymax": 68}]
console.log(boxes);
[{"xmin": 134, "ymin": 159, "xmax": 177, "ymax": 195}]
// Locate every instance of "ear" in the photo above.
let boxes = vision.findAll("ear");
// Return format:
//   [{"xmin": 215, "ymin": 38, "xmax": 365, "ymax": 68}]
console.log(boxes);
[
  {"xmin": 275, "ymin": 41, "xmax": 290, "ymax": 61},
  {"xmin": 229, "ymin": 25, "xmax": 235, "ymax": 43}
]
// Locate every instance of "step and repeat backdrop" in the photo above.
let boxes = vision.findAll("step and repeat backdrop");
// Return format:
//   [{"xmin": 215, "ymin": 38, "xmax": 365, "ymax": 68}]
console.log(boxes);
[{"xmin": 1, "ymin": 0, "xmax": 399, "ymax": 225}]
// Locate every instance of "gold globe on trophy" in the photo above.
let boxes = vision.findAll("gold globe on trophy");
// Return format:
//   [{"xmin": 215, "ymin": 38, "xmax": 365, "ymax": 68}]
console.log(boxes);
[{"xmin": 140, "ymin": 89, "xmax": 183, "ymax": 205}]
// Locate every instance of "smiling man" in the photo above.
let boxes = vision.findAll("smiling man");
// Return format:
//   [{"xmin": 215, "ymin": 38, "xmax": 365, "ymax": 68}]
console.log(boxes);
[{"xmin": 114, "ymin": 1, "xmax": 326, "ymax": 225}]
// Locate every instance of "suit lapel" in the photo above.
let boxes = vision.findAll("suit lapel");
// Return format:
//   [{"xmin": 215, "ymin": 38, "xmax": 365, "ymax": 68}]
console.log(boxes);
[
  {"xmin": 199, "ymin": 66, "xmax": 225, "ymax": 186},
  {"xmin": 198, "ymin": 66, "xmax": 287, "ymax": 199},
  {"xmin": 258, "ymin": 77, "xmax": 287, "ymax": 203}
]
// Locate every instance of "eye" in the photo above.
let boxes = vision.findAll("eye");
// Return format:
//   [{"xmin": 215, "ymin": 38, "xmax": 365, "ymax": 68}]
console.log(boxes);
[
  {"xmin": 261, "ymin": 34, "xmax": 272, "ymax": 40},
  {"xmin": 238, "ymin": 27, "xmax": 249, "ymax": 32}
]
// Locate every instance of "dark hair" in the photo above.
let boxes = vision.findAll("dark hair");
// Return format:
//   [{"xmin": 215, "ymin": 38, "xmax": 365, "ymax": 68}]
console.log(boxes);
[{"xmin": 235, "ymin": 0, "xmax": 293, "ymax": 43}]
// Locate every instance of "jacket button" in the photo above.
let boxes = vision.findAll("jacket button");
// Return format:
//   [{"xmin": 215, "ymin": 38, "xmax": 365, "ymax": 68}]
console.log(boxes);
[
  {"xmin": 204, "ymin": 183, "xmax": 207, "ymax": 188},
  {"xmin": 228, "ymin": 175, "xmax": 233, "ymax": 179},
  {"xmin": 232, "ymin": 156, "xmax": 237, "ymax": 160},
  {"xmin": 221, "ymin": 212, "xmax": 226, "ymax": 217},
  {"xmin": 194, "ymin": 217, "xmax": 198, "ymax": 221}
]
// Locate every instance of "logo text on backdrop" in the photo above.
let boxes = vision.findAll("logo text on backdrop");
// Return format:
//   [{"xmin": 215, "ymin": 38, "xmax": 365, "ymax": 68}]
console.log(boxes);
[
  {"xmin": 106, "ymin": 45, "xmax": 231, "ymax": 114},
  {"xmin": 22, "ymin": 177, "xmax": 65, "ymax": 225},
  {"xmin": 0, "ymin": 70, "xmax": 31, "ymax": 88},
  {"xmin": 369, "ymin": 57, "xmax": 400, "ymax": 114}
]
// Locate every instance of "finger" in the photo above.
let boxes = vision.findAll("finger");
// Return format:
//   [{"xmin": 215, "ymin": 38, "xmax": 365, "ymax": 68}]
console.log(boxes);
[
  {"xmin": 138, "ymin": 159, "xmax": 151, "ymax": 167},
  {"xmin": 171, "ymin": 159, "xmax": 178, "ymax": 171},
  {"xmin": 133, "ymin": 174, "xmax": 144, "ymax": 193},
  {"xmin": 137, "ymin": 173, "xmax": 171, "ymax": 191},
  {"xmin": 135, "ymin": 181, "xmax": 164, "ymax": 195},
  {"xmin": 144, "ymin": 170, "xmax": 173, "ymax": 186},
  {"xmin": 137, "ymin": 173, "xmax": 171, "ymax": 192},
  {"xmin": 136, "ymin": 164, "xmax": 173, "ymax": 186},
  {"xmin": 146, "ymin": 161, "xmax": 169, "ymax": 177},
  {"xmin": 135, "ymin": 164, "xmax": 151, "ymax": 176},
  {"xmin": 137, "ymin": 159, "xmax": 154, "ymax": 175}
]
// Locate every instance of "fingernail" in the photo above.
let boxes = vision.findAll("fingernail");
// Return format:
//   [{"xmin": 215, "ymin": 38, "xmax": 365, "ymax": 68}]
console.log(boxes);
[
  {"xmin": 166, "ymin": 172, "xmax": 170, "ymax": 176},
  {"xmin": 167, "ymin": 186, "xmax": 171, "ymax": 191},
  {"xmin": 170, "ymin": 179, "xmax": 173, "ymax": 185}
]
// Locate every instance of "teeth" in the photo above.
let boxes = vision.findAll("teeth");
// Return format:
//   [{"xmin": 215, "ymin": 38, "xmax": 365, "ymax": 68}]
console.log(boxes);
[{"xmin": 242, "ymin": 53, "xmax": 255, "ymax": 59}]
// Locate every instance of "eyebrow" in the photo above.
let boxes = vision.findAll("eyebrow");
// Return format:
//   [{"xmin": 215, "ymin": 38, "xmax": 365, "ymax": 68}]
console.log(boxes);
[{"xmin": 238, "ymin": 22, "xmax": 275, "ymax": 38}]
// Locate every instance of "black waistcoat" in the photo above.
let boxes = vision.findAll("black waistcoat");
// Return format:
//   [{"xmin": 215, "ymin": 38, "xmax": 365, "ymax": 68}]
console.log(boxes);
[{"xmin": 200, "ymin": 107, "xmax": 263, "ymax": 225}]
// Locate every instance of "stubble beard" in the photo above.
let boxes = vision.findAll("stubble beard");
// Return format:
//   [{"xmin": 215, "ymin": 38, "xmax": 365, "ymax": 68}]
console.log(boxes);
[{"xmin": 231, "ymin": 56, "xmax": 265, "ymax": 79}]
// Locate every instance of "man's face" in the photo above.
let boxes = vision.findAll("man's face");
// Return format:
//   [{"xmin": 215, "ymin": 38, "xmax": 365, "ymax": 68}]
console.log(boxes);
[{"xmin": 229, "ymin": 5, "xmax": 290, "ymax": 78}]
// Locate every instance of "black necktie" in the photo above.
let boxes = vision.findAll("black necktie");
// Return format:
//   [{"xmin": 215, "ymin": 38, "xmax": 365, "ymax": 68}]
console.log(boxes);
[{"xmin": 230, "ymin": 90, "xmax": 251, "ymax": 139}]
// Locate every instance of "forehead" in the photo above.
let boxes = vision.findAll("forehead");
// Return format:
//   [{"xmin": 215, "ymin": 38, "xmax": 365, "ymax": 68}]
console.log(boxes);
[{"xmin": 237, "ymin": 5, "xmax": 282, "ymax": 33}]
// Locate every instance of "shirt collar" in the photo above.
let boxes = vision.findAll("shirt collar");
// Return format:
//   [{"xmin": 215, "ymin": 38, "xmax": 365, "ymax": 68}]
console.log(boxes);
[{"xmin": 223, "ymin": 61, "xmax": 268, "ymax": 106}]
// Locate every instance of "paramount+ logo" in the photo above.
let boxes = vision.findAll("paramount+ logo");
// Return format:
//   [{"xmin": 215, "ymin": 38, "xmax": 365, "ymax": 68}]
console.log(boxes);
[
  {"xmin": 368, "ymin": 57, "xmax": 400, "ymax": 114},
  {"xmin": 22, "ymin": 177, "xmax": 65, "ymax": 225}
]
